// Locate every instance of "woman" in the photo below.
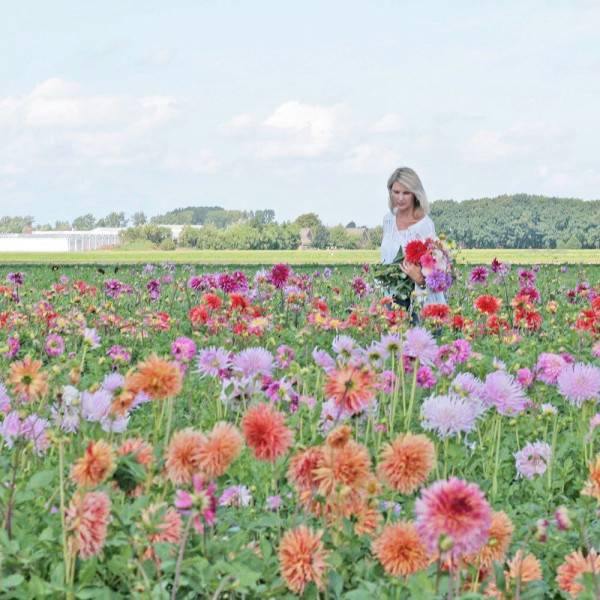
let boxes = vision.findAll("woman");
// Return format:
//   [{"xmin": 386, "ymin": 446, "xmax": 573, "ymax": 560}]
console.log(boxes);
[{"xmin": 380, "ymin": 167, "xmax": 447, "ymax": 318}]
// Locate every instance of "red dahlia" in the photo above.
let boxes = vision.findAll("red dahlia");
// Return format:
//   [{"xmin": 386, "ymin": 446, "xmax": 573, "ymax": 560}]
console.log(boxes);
[
  {"xmin": 421, "ymin": 304, "xmax": 450, "ymax": 322},
  {"xmin": 404, "ymin": 240, "xmax": 428, "ymax": 264},
  {"xmin": 474, "ymin": 295, "xmax": 502, "ymax": 315}
]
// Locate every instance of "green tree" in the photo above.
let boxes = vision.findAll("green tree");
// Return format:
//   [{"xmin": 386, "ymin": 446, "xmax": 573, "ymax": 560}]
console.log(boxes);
[
  {"xmin": 329, "ymin": 225, "xmax": 358, "ymax": 249},
  {"xmin": 72, "ymin": 214, "xmax": 96, "ymax": 231},
  {"xmin": 132, "ymin": 211, "xmax": 147, "ymax": 227},
  {"xmin": 311, "ymin": 224, "xmax": 330, "ymax": 249},
  {"xmin": 97, "ymin": 212, "xmax": 128, "ymax": 228},
  {"xmin": 294, "ymin": 213, "xmax": 322, "ymax": 229},
  {"xmin": 0, "ymin": 216, "xmax": 34, "ymax": 233}
]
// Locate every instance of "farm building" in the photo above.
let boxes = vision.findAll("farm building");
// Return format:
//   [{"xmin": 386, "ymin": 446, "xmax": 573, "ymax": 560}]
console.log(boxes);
[{"xmin": 0, "ymin": 228, "xmax": 122, "ymax": 252}]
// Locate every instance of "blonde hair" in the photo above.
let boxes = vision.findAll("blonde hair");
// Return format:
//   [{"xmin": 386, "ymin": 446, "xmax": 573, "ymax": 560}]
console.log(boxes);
[{"xmin": 387, "ymin": 167, "xmax": 430, "ymax": 214}]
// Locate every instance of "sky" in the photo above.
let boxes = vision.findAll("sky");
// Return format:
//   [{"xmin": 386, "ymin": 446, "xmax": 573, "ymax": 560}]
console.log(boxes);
[{"xmin": 1, "ymin": 0, "xmax": 599, "ymax": 227}]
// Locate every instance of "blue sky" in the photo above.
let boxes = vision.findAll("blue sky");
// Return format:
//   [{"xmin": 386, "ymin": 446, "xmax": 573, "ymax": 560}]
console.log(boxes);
[{"xmin": 1, "ymin": 0, "xmax": 599, "ymax": 227}]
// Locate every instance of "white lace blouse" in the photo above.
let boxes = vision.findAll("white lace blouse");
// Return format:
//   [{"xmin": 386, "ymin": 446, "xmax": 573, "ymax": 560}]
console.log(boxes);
[{"xmin": 379, "ymin": 212, "xmax": 447, "ymax": 306}]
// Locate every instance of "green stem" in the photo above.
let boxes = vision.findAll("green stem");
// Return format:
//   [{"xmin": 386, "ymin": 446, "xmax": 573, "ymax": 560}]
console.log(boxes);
[
  {"xmin": 403, "ymin": 359, "xmax": 419, "ymax": 431},
  {"xmin": 492, "ymin": 415, "xmax": 503, "ymax": 501},
  {"xmin": 547, "ymin": 412, "xmax": 559, "ymax": 492},
  {"xmin": 58, "ymin": 440, "xmax": 72, "ymax": 596}
]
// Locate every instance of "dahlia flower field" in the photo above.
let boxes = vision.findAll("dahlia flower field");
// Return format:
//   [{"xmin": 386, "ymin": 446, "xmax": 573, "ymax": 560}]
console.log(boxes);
[{"xmin": 0, "ymin": 261, "xmax": 599, "ymax": 599}]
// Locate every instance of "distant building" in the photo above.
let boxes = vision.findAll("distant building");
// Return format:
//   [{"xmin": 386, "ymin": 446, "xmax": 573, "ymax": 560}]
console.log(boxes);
[
  {"xmin": 299, "ymin": 227, "xmax": 313, "ymax": 249},
  {"xmin": 0, "ymin": 228, "xmax": 122, "ymax": 252}
]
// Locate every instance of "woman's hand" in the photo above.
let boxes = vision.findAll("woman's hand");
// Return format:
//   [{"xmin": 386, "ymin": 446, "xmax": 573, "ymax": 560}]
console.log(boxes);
[{"xmin": 399, "ymin": 259, "xmax": 426, "ymax": 287}]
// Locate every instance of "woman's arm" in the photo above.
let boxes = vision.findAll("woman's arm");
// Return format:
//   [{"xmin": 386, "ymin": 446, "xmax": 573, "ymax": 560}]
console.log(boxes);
[{"xmin": 399, "ymin": 260, "xmax": 426, "ymax": 287}]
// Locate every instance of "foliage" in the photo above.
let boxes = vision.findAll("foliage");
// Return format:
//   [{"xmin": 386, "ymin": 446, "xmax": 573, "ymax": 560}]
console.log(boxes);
[
  {"xmin": 431, "ymin": 194, "xmax": 600, "ymax": 249},
  {"xmin": 0, "ymin": 261, "xmax": 598, "ymax": 597}
]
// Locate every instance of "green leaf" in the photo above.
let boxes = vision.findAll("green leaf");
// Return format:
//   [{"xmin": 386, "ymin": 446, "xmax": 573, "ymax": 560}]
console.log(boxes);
[
  {"xmin": 328, "ymin": 570, "xmax": 344, "ymax": 599},
  {"xmin": 26, "ymin": 469, "xmax": 55, "ymax": 491},
  {"xmin": 1, "ymin": 574, "xmax": 24, "ymax": 590}
]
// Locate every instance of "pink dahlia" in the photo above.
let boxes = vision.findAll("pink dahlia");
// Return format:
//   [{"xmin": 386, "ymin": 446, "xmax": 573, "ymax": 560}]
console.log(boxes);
[
  {"xmin": 483, "ymin": 370, "xmax": 528, "ymax": 416},
  {"xmin": 557, "ymin": 363, "xmax": 600, "ymax": 407},
  {"xmin": 535, "ymin": 353, "xmax": 567, "ymax": 385},
  {"xmin": 403, "ymin": 327, "xmax": 438, "ymax": 366},
  {"xmin": 269, "ymin": 263, "xmax": 291, "ymax": 288},
  {"xmin": 415, "ymin": 477, "xmax": 491, "ymax": 558},
  {"xmin": 174, "ymin": 474, "xmax": 217, "ymax": 534}
]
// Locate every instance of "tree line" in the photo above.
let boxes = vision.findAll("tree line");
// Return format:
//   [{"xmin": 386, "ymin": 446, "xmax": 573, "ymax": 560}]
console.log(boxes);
[
  {"xmin": 2, "ymin": 194, "xmax": 598, "ymax": 249},
  {"xmin": 430, "ymin": 194, "xmax": 600, "ymax": 249}
]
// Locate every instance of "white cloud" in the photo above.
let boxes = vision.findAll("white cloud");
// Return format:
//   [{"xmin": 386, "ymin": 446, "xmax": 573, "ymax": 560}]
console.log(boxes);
[
  {"xmin": 340, "ymin": 143, "xmax": 402, "ymax": 173},
  {"xmin": 462, "ymin": 120, "xmax": 570, "ymax": 164},
  {"xmin": 370, "ymin": 113, "xmax": 404, "ymax": 133},
  {"xmin": 221, "ymin": 113, "xmax": 256, "ymax": 133},
  {"xmin": 255, "ymin": 101, "xmax": 349, "ymax": 158},
  {"xmin": 142, "ymin": 48, "xmax": 174, "ymax": 66},
  {"xmin": 163, "ymin": 150, "xmax": 219, "ymax": 173},
  {"xmin": 462, "ymin": 129, "xmax": 516, "ymax": 163},
  {"xmin": 0, "ymin": 78, "xmax": 179, "ymax": 169}
]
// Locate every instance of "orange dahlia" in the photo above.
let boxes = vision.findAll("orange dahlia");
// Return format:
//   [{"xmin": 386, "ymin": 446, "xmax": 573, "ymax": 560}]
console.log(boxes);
[
  {"xmin": 556, "ymin": 549, "xmax": 600, "ymax": 596},
  {"xmin": 287, "ymin": 447, "xmax": 324, "ymax": 493},
  {"xmin": 66, "ymin": 491, "xmax": 111, "ymax": 559},
  {"xmin": 114, "ymin": 438, "xmax": 154, "ymax": 496},
  {"xmin": 354, "ymin": 501, "xmax": 383, "ymax": 536},
  {"xmin": 372, "ymin": 521, "xmax": 429, "ymax": 577},
  {"xmin": 313, "ymin": 440, "xmax": 371, "ymax": 496},
  {"xmin": 140, "ymin": 503, "xmax": 182, "ymax": 564},
  {"xmin": 377, "ymin": 433, "xmax": 436, "ymax": 494},
  {"xmin": 126, "ymin": 353, "xmax": 183, "ymax": 400},
  {"xmin": 466, "ymin": 511, "xmax": 514, "ymax": 568},
  {"xmin": 507, "ymin": 549, "xmax": 542, "ymax": 583},
  {"xmin": 117, "ymin": 437, "xmax": 154, "ymax": 467},
  {"xmin": 581, "ymin": 454, "xmax": 600, "ymax": 501},
  {"xmin": 110, "ymin": 389, "xmax": 137, "ymax": 416},
  {"xmin": 8, "ymin": 356, "xmax": 48, "ymax": 401},
  {"xmin": 326, "ymin": 424, "xmax": 352, "ymax": 449},
  {"xmin": 71, "ymin": 440, "xmax": 115, "ymax": 488},
  {"xmin": 197, "ymin": 421, "xmax": 243, "ymax": 478},
  {"xmin": 279, "ymin": 526, "xmax": 328, "ymax": 594},
  {"xmin": 164, "ymin": 428, "xmax": 205, "ymax": 484},
  {"xmin": 324, "ymin": 366, "xmax": 375, "ymax": 414},
  {"xmin": 242, "ymin": 403, "xmax": 293, "ymax": 462}
]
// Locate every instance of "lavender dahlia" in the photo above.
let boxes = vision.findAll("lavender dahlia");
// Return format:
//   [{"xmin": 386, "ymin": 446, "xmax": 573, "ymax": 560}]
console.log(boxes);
[
  {"xmin": 557, "ymin": 363, "xmax": 600, "ymax": 407},
  {"xmin": 483, "ymin": 370, "xmax": 528, "ymax": 416},
  {"xmin": 425, "ymin": 270, "xmax": 452, "ymax": 293},
  {"xmin": 312, "ymin": 348, "xmax": 336, "ymax": 372},
  {"xmin": 197, "ymin": 347, "xmax": 231, "ymax": 378},
  {"xmin": 219, "ymin": 485, "xmax": 252, "ymax": 507},
  {"xmin": 232, "ymin": 347, "xmax": 274, "ymax": 378},
  {"xmin": 514, "ymin": 441, "xmax": 551, "ymax": 479},
  {"xmin": 421, "ymin": 394, "xmax": 479, "ymax": 438}
]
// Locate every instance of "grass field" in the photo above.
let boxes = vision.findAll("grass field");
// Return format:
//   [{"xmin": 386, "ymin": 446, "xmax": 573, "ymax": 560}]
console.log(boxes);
[{"xmin": 0, "ymin": 248, "xmax": 598, "ymax": 265}]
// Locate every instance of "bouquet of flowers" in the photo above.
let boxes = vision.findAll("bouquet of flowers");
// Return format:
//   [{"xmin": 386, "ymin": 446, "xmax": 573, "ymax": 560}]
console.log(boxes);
[
  {"xmin": 372, "ymin": 237, "xmax": 454, "ymax": 301},
  {"xmin": 405, "ymin": 238, "xmax": 454, "ymax": 293},
  {"xmin": 371, "ymin": 246, "xmax": 413, "ymax": 302}
]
